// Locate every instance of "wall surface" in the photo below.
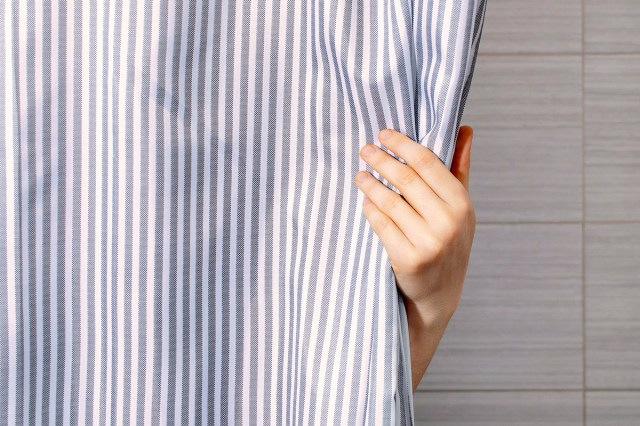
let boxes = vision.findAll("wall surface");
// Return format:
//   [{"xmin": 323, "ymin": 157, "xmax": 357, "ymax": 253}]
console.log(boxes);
[{"xmin": 414, "ymin": 0, "xmax": 640, "ymax": 424}]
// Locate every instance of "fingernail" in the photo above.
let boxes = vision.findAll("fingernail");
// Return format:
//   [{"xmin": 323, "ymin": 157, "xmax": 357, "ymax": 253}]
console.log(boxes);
[
  {"xmin": 355, "ymin": 171, "xmax": 367, "ymax": 183},
  {"xmin": 361, "ymin": 144, "xmax": 375, "ymax": 157},
  {"xmin": 362, "ymin": 197, "xmax": 371, "ymax": 206},
  {"xmin": 379, "ymin": 129, "xmax": 392, "ymax": 140}
]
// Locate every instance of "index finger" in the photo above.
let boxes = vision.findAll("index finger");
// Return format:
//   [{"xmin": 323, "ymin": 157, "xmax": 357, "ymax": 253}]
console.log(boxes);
[{"xmin": 376, "ymin": 128, "xmax": 467, "ymax": 204}]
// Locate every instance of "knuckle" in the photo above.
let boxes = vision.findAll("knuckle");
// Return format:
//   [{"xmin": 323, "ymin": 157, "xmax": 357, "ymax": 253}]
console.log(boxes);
[
  {"xmin": 422, "ymin": 237, "xmax": 445, "ymax": 262},
  {"xmin": 455, "ymin": 195, "xmax": 476, "ymax": 225},
  {"xmin": 381, "ymin": 193, "xmax": 403, "ymax": 212},
  {"xmin": 441, "ymin": 216, "xmax": 460, "ymax": 241},
  {"xmin": 415, "ymin": 150, "xmax": 436, "ymax": 169},
  {"xmin": 397, "ymin": 169, "xmax": 419, "ymax": 187},
  {"xmin": 373, "ymin": 214, "xmax": 392, "ymax": 233},
  {"xmin": 404, "ymin": 249, "xmax": 429, "ymax": 274}
]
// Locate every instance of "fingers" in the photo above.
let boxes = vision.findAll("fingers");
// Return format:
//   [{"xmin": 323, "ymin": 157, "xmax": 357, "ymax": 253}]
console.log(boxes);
[
  {"xmin": 360, "ymin": 195, "xmax": 416, "ymax": 262},
  {"xmin": 354, "ymin": 169, "xmax": 429, "ymax": 248},
  {"xmin": 358, "ymin": 141, "xmax": 449, "ymax": 223},
  {"xmin": 374, "ymin": 128, "xmax": 468, "ymax": 205},
  {"xmin": 450, "ymin": 125, "xmax": 473, "ymax": 191}
]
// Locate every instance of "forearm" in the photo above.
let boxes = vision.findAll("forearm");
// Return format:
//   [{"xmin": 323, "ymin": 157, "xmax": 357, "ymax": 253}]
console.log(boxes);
[
  {"xmin": 355, "ymin": 126, "xmax": 475, "ymax": 392},
  {"xmin": 404, "ymin": 294, "xmax": 455, "ymax": 393}
]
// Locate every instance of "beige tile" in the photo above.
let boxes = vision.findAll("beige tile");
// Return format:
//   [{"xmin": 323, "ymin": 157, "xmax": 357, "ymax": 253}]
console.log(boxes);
[
  {"xmin": 414, "ymin": 391, "xmax": 583, "ymax": 425},
  {"xmin": 479, "ymin": 0, "xmax": 582, "ymax": 54},
  {"xmin": 463, "ymin": 55, "xmax": 582, "ymax": 222},
  {"xmin": 419, "ymin": 224, "xmax": 583, "ymax": 390},
  {"xmin": 586, "ymin": 224, "xmax": 640, "ymax": 388},
  {"xmin": 587, "ymin": 392, "xmax": 640, "ymax": 425},
  {"xmin": 585, "ymin": 55, "xmax": 640, "ymax": 221},
  {"xmin": 585, "ymin": 0, "xmax": 640, "ymax": 53}
]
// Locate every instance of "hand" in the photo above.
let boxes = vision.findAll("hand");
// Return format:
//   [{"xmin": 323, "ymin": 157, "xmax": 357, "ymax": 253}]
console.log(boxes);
[
  {"xmin": 353, "ymin": 125, "xmax": 476, "ymax": 331},
  {"xmin": 354, "ymin": 126, "xmax": 476, "ymax": 390}
]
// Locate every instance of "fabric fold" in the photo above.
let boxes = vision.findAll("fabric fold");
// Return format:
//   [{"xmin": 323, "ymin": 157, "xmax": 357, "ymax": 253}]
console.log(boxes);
[{"xmin": 0, "ymin": 0, "xmax": 487, "ymax": 423}]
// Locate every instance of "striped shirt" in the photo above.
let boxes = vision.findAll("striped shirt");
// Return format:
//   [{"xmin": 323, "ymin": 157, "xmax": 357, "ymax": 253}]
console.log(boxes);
[{"xmin": 0, "ymin": 0, "xmax": 486, "ymax": 424}]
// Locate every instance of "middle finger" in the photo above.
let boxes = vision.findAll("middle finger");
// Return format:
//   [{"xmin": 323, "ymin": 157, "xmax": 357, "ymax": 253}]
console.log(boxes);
[
  {"xmin": 353, "ymin": 170, "xmax": 429, "ymax": 244},
  {"xmin": 359, "ymin": 143, "xmax": 449, "ymax": 223}
]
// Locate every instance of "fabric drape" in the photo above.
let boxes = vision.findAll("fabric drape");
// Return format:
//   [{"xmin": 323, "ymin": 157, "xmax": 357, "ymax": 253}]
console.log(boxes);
[{"xmin": 0, "ymin": 0, "xmax": 486, "ymax": 423}]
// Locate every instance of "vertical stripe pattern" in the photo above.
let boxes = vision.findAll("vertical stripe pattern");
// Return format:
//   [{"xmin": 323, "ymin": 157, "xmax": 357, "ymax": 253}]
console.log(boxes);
[{"xmin": 0, "ymin": 0, "xmax": 487, "ymax": 423}]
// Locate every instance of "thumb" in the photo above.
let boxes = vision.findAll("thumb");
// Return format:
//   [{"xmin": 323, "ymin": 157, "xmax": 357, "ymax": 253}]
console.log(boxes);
[{"xmin": 450, "ymin": 125, "xmax": 473, "ymax": 191}]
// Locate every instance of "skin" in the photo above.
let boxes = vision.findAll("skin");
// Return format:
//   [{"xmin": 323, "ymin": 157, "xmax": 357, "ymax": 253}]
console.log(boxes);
[{"xmin": 353, "ymin": 125, "xmax": 476, "ymax": 392}]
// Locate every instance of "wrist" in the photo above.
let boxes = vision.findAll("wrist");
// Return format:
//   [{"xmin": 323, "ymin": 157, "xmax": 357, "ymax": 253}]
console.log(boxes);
[
  {"xmin": 403, "ymin": 293, "xmax": 455, "ymax": 392},
  {"xmin": 404, "ymin": 293, "xmax": 456, "ymax": 334}
]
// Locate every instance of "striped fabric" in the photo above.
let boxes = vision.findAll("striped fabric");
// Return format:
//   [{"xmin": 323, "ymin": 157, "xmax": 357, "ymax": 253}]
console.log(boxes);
[{"xmin": 0, "ymin": 0, "xmax": 486, "ymax": 424}]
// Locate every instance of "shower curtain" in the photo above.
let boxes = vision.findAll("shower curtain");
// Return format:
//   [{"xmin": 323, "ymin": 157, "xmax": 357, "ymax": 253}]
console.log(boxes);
[{"xmin": 0, "ymin": 0, "xmax": 486, "ymax": 423}]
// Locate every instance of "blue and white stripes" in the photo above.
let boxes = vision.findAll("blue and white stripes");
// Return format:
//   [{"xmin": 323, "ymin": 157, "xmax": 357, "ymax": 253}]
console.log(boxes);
[{"xmin": 0, "ymin": 0, "xmax": 486, "ymax": 423}]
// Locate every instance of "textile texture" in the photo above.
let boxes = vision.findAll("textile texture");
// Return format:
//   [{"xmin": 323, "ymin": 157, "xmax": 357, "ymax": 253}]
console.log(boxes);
[{"xmin": 0, "ymin": 0, "xmax": 486, "ymax": 424}]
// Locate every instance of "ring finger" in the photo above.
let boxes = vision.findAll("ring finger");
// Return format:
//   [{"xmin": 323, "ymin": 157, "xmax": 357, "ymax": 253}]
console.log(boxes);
[
  {"xmin": 360, "ymin": 143, "xmax": 450, "ymax": 223},
  {"xmin": 354, "ymin": 170, "xmax": 429, "ymax": 244}
]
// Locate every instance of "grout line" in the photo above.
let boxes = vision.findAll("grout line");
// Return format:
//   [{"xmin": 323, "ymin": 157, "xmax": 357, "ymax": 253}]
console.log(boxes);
[
  {"xmin": 577, "ymin": 221, "xmax": 640, "ymax": 224},
  {"xmin": 415, "ymin": 389, "xmax": 640, "ymax": 393},
  {"xmin": 479, "ymin": 51, "xmax": 583, "ymax": 56},
  {"xmin": 476, "ymin": 220, "xmax": 640, "ymax": 225},
  {"xmin": 477, "ymin": 221, "xmax": 582, "ymax": 225},
  {"xmin": 478, "ymin": 51, "xmax": 640, "ymax": 57},
  {"xmin": 581, "ymin": 0, "xmax": 587, "ymax": 423},
  {"xmin": 582, "ymin": 52, "xmax": 640, "ymax": 56},
  {"xmin": 416, "ymin": 389, "xmax": 583, "ymax": 393}
]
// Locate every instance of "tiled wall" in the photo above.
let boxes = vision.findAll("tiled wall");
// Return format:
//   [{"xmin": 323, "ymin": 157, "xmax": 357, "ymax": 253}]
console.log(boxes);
[{"xmin": 414, "ymin": 0, "xmax": 640, "ymax": 424}]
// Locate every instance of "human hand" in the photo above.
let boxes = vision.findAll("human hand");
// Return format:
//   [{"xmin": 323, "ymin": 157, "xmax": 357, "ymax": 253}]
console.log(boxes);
[{"xmin": 353, "ymin": 126, "xmax": 476, "ymax": 326}]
